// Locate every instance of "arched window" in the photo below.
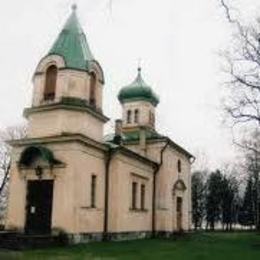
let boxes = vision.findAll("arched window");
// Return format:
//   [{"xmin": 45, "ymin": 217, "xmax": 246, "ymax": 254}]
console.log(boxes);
[
  {"xmin": 89, "ymin": 72, "xmax": 96, "ymax": 106},
  {"xmin": 134, "ymin": 109, "xmax": 139, "ymax": 123},
  {"xmin": 44, "ymin": 65, "xmax": 57, "ymax": 101},
  {"xmin": 177, "ymin": 160, "xmax": 182, "ymax": 173},
  {"xmin": 127, "ymin": 110, "xmax": 132, "ymax": 124}
]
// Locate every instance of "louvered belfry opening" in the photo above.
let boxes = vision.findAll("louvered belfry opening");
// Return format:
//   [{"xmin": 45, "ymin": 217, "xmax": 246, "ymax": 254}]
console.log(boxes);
[{"xmin": 44, "ymin": 65, "xmax": 57, "ymax": 101}]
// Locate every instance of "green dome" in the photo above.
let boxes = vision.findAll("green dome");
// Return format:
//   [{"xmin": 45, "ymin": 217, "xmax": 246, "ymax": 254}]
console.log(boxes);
[
  {"xmin": 118, "ymin": 68, "xmax": 159, "ymax": 106},
  {"xmin": 48, "ymin": 5, "xmax": 94, "ymax": 71}
]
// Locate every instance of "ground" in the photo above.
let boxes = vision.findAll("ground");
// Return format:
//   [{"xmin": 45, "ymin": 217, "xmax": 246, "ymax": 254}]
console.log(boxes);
[{"xmin": 0, "ymin": 232, "xmax": 259, "ymax": 259}]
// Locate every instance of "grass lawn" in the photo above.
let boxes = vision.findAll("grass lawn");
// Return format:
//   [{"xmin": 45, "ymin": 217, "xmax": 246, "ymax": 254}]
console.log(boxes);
[{"xmin": 0, "ymin": 232, "xmax": 259, "ymax": 260}]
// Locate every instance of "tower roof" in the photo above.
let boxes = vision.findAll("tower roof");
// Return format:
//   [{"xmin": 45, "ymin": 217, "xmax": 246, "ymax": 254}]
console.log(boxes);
[
  {"xmin": 48, "ymin": 5, "xmax": 94, "ymax": 70},
  {"xmin": 118, "ymin": 67, "xmax": 159, "ymax": 106}
]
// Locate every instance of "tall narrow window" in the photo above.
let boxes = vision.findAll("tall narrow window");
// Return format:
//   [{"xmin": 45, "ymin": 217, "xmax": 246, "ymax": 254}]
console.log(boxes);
[
  {"xmin": 89, "ymin": 72, "xmax": 96, "ymax": 107},
  {"xmin": 127, "ymin": 110, "xmax": 132, "ymax": 124},
  {"xmin": 44, "ymin": 65, "xmax": 57, "ymax": 101},
  {"xmin": 140, "ymin": 184, "xmax": 145, "ymax": 210},
  {"xmin": 151, "ymin": 112, "xmax": 155, "ymax": 126},
  {"xmin": 91, "ymin": 175, "xmax": 97, "ymax": 208},
  {"xmin": 134, "ymin": 109, "xmax": 139, "ymax": 123},
  {"xmin": 132, "ymin": 182, "xmax": 137, "ymax": 209},
  {"xmin": 177, "ymin": 160, "xmax": 182, "ymax": 173},
  {"xmin": 149, "ymin": 111, "xmax": 155, "ymax": 126}
]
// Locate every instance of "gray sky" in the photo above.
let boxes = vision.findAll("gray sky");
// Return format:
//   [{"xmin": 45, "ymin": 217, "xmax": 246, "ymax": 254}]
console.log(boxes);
[{"xmin": 1, "ymin": 0, "xmax": 260, "ymax": 169}]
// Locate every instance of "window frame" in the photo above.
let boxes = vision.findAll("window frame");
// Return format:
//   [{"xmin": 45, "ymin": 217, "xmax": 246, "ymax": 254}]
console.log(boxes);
[
  {"xmin": 127, "ymin": 110, "xmax": 132, "ymax": 124},
  {"xmin": 89, "ymin": 72, "xmax": 97, "ymax": 107},
  {"xmin": 90, "ymin": 174, "xmax": 97, "ymax": 208},
  {"xmin": 134, "ymin": 109, "xmax": 139, "ymax": 123},
  {"xmin": 140, "ymin": 184, "xmax": 145, "ymax": 210},
  {"xmin": 44, "ymin": 65, "xmax": 58, "ymax": 101},
  {"xmin": 132, "ymin": 182, "xmax": 138, "ymax": 209}
]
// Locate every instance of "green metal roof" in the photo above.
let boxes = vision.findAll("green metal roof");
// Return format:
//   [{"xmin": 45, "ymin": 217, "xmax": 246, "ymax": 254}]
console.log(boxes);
[
  {"xmin": 104, "ymin": 128, "xmax": 163, "ymax": 143},
  {"xmin": 48, "ymin": 6, "xmax": 94, "ymax": 70},
  {"xmin": 118, "ymin": 67, "xmax": 159, "ymax": 106},
  {"xmin": 19, "ymin": 146, "xmax": 62, "ymax": 167}
]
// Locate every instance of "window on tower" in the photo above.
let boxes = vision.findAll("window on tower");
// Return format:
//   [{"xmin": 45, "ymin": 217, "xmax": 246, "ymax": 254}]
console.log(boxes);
[
  {"xmin": 44, "ymin": 65, "xmax": 57, "ymax": 101},
  {"xmin": 89, "ymin": 72, "xmax": 97, "ymax": 107},
  {"xmin": 134, "ymin": 109, "xmax": 139, "ymax": 123},
  {"xmin": 149, "ymin": 111, "xmax": 155, "ymax": 126},
  {"xmin": 127, "ymin": 110, "xmax": 132, "ymax": 124}
]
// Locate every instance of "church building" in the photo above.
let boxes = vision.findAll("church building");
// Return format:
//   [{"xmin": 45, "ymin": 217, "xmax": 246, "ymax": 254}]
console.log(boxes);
[{"xmin": 5, "ymin": 6, "xmax": 194, "ymax": 243}]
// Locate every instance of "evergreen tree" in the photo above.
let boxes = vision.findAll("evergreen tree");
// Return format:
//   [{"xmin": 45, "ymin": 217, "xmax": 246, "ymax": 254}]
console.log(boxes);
[
  {"xmin": 220, "ymin": 176, "xmax": 239, "ymax": 230},
  {"xmin": 239, "ymin": 176, "xmax": 255, "ymax": 228},
  {"xmin": 192, "ymin": 171, "xmax": 205, "ymax": 230},
  {"xmin": 205, "ymin": 170, "xmax": 223, "ymax": 230}
]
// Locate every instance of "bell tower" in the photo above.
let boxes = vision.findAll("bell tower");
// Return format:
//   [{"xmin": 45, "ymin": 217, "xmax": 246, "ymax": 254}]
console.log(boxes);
[
  {"xmin": 118, "ymin": 67, "xmax": 159, "ymax": 132},
  {"xmin": 25, "ymin": 5, "xmax": 109, "ymax": 142}
]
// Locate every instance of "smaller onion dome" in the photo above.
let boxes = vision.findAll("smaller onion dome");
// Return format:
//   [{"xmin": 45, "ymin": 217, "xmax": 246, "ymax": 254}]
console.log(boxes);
[{"xmin": 118, "ymin": 67, "xmax": 159, "ymax": 106}]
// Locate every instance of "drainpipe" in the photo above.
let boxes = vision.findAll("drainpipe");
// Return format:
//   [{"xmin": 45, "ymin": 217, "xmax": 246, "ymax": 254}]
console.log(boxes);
[
  {"xmin": 152, "ymin": 138, "xmax": 170, "ymax": 238},
  {"xmin": 103, "ymin": 148, "xmax": 113, "ymax": 241}
]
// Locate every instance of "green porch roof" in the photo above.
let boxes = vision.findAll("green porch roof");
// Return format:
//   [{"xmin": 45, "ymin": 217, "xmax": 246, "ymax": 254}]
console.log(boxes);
[
  {"xmin": 118, "ymin": 67, "xmax": 159, "ymax": 106},
  {"xmin": 19, "ymin": 146, "xmax": 62, "ymax": 167},
  {"xmin": 48, "ymin": 5, "xmax": 94, "ymax": 70}
]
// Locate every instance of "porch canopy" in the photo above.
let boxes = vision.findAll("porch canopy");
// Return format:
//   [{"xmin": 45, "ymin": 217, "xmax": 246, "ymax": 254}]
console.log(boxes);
[{"xmin": 19, "ymin": 146, "xmax": 62, "ymax": 168}]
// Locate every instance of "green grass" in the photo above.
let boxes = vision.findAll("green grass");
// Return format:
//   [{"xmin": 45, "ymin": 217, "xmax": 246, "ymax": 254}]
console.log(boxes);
[{"xmin": 0, "ymin": 232, "xmax": 259, "ymax": 260}]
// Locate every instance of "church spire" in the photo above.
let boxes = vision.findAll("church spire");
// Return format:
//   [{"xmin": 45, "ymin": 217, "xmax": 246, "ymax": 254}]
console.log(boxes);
[{"xmin": 48, "ymin": 5, "xmax": 94, "ymax": 70}]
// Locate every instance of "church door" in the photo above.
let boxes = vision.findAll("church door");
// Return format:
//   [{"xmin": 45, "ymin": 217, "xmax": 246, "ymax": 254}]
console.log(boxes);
[
  {"xmin": 25, "ymin": 180, "xmax": 54, "ymax": 234},
  {"xmin": 176, "ymin": 197, "xmax": 183, "ymax": 231}
]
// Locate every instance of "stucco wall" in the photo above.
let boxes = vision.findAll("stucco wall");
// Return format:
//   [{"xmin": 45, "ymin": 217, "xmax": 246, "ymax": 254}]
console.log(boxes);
[
  {"xmin": 108, "ymin": 153, "xmax": 154, "ymax": 232},
  {"xmin": 6, "ymin": 138, "xmax": 191, "ymax": 237},
  {"xmin": 6, "ymin": 141, "xmax": 106, "ymax": 234},
  {"xmin": 27, "ymin": 109, "xmax": 104, "ymax": 142},
  {"xmin": 122, "ymin": 101, "xmax": 155, "ymax": 129},
  {"xmin": 33, "ymin": 55, "xmax": 103, "ymax": 110},
  {"xmin": 124, "ymin": 141, "xmax": 192, "ymax": 232}
]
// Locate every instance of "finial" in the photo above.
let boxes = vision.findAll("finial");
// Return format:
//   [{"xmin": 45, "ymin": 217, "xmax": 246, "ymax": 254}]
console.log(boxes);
[
  {"xmin": 137, "ymin": 58, "xmax": 142, "ymax": 75},
  {"xmin": 72, "ymin": 3, "xmax": 77, "ymax": 12}
]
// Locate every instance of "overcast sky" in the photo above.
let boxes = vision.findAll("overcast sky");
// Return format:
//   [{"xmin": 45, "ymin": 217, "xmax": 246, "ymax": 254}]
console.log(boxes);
[{"xmin": 1, "ymin": 0, "xmax": 260, "ymax": 169}]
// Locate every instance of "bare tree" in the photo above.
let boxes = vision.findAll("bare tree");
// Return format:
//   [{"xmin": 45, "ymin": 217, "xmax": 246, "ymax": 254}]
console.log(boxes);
[
  {"xmin": 0, "ymin": 124, "xmax": 27, "ymax": 224},
  {"xmin": 240, "ymin": 129, "xmax": 260, "ymax": 230},
  {"xmin": 219, "ymin": 0, "xmax": 260, "ymax": 128}
]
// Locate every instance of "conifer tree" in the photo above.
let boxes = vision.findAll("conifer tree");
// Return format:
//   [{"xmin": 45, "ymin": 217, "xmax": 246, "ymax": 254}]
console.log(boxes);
[
  {"xmin": 205, "ymin": 170, "xmax": 223, "ymax": 230},
  {"xmin": 192, "ymin": 171, "xmax": 205, "ymax": 230}
]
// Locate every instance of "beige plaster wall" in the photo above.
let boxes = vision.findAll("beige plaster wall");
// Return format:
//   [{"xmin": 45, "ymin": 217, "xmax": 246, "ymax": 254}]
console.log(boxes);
[
  {"xmin": 122, "ymin": 101, "xmax": 155, "ymax": 129},
  {"xmin": 33, "ymin": 56, "xmax": 103, "ymax": 110},
  {"xmin": 27, "ymin": 109, "xmax": 104, "ymax": 142},
  {"xmin": 154, "ymin": 146, "xmax": 192, "ymax": 232},
  {"xmin": 108, "ymin": 153, "xmax": 154, "ymax": 232},
  {"xmin": 6, "ymin": 141, "xmax": 106, "ymax": 234},
  {"xmin": 6, "ymin": 136, "xmax": 191, "ymax": 236},
  {"xmin": 125, "ymin": 141, "xmax": 192, "ymax": 232}
]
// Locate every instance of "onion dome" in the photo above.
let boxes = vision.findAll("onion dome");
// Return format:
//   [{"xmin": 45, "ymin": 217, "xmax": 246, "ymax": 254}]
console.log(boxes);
[{"xmin": 118, "ymin": 67, "xmax": 159, "ymax": 106}]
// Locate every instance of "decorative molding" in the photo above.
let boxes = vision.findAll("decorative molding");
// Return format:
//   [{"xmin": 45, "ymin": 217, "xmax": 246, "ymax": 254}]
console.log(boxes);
[{"xmin": 131, "ymin": 172, "xmax": 149, "ymax": 180}]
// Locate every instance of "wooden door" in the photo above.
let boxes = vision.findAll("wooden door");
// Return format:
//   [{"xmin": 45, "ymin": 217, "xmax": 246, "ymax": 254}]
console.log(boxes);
[
  {"xmin": 25, "ymin": 180, "xmax": 54, "ymax": 234},
  {"xmin": 176, "ymin": 197, "xmax": 183, "ymax": 231}
]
